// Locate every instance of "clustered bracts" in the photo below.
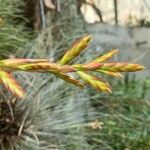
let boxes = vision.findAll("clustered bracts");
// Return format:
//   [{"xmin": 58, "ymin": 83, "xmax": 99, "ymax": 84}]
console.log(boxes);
[{"xmin": 0, "ymin": 35, "xmax": 144, "ymax": 98}]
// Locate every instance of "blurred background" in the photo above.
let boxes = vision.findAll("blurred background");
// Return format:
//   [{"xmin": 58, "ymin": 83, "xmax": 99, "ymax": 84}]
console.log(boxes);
[{"xmin": 0, "ymin": 0, "xmax": 150, "ymax": 149}]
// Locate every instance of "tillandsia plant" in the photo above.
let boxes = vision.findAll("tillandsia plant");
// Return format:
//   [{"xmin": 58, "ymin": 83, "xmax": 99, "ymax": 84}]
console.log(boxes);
[
  {"xmin": 0, "ymin": 35, "xmax": 144, "ymax": 98},
  {"xmin": 0, "ymin": 75, "xmax": 102, "ymax": 149}
]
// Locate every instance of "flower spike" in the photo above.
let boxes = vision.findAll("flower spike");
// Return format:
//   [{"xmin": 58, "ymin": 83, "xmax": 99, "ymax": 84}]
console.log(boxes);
[
  {"xmin": 77, "ymin": 71, "xmax": 112, "ymax": 93},
  {"xmin": 0, "ymin": 35, "xmax": 144, "ymax": 98},
  {"xmin": 91, "ymin": 49, "xmax": 118, "ymax": 63},
  {"xmin": 0, "ymin": 69, "xmax": 24, "ymax": 98},
  {"xmin": 74, "ymin": 62, "xmax": 144, "ymax": 72},
  {"xmin": 59, "ymin": 35, "xmax": 91, "ymax": 65}
]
